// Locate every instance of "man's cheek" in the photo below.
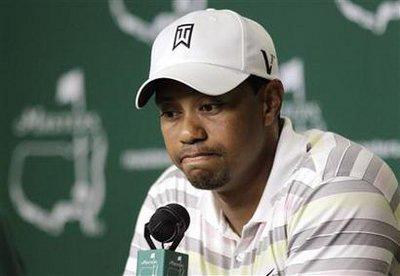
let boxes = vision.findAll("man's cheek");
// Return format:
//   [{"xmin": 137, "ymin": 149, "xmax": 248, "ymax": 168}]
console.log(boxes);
[
  {"xmin": 166, "ymin": 146, "xmax": 177, "ymax": 164},
  {"xmin": 163, "ymin": 140, "xmax": 177, "ymax": 165}
]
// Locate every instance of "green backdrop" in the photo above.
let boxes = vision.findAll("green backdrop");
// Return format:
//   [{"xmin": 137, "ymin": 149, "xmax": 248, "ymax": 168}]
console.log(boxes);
[{"xmin": 1, "ymin": 0, "xmax": 399, "ymax": 275}]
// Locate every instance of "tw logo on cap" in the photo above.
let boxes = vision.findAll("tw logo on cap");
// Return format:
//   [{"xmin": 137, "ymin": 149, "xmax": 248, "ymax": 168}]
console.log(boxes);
[{"xmin": 173, "ymin": 24, "xmax": 194, "ymax": 50}]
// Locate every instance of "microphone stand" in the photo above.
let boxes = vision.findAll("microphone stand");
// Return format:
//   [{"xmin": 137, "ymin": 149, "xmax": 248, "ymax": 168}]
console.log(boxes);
[
  {"xmin": 144, "ymin": 221, "xmax": 185, "ymax": 251},
  {"xmin": 144, "ymin": 222, "xmax": 156, "ymax": 249},
  {"xmin": 168, "ymin": 222, "xmax": 185, "ymax": 251}
]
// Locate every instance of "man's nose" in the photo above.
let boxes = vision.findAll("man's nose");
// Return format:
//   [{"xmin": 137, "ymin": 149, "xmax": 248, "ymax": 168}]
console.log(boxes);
[{"xmin": 179, "ymin": 114, "xmax": 207, "ymax": 144}]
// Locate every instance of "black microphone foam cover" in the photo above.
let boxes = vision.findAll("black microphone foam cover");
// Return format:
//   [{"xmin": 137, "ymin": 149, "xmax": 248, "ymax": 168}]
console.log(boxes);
[{"xmin": 148, "ymin": 203, "xmax": 190, "ymax": 243}]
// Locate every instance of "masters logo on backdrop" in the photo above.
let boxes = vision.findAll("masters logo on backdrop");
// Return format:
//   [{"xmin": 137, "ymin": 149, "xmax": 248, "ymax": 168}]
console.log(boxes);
[
  {"xmin": 335, "ymin": 0, "xmax": 400, "ymax": 35},
  {"xmin": 9, "ymin": 69, "xmax": 108, "ymax": 236},
  {"xmin": 109, "ymin": 0, "xmax": 207, "ymax": 44}
]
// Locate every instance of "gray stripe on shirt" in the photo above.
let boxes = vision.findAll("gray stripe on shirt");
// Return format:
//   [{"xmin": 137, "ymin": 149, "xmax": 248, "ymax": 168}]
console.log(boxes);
[
  {"xmin": 323, "ymin": 134, "xmax": 350, "ymax": 181},
  {"xmin": 285, "ymin": 257, "xmax": 389, "ymax": 274},
  {"xmin": 289, "ymin": 218, "xmax": 400, "ymax": 254},
  {"xmin": 337, "ymin": 143, "xmax": 363, "ymax": 177},
  {"xmin": 363, "ymin": 155, "xmax": 384, "ymax": 184},
  {"xmin": 290, "ymin": 232, "xmax": 399, "ymax": 260},
  {"xmin": 300, "ymin": 179, "xmax": 382, "ymax": 207}
]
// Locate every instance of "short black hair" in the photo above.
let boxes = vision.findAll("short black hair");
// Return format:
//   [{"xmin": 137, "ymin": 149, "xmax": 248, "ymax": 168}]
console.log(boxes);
[{"xmin": 246, "ymin": 74, "xmax": 270, "ymax": 94}]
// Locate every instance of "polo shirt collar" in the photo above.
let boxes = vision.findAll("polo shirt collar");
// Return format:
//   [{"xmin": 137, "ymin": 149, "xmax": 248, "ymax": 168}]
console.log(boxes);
[{"xmin": 250, "ymin": 117, "xmax": 308, "ymax": 223}]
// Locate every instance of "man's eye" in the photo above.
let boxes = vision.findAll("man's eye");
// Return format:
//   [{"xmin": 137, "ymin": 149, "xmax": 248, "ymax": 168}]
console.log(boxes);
[
  {"xmin": 160, "ymin": 111, "xmax": 178, "ymax": 119},
  {"xmin": 200, "ymin": 103, "xmax": 222, "ymax": 112}
]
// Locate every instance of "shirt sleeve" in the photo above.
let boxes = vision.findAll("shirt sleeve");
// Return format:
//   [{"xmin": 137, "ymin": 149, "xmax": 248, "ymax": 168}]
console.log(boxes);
[
  {"xmin": 123, "ymin": 193, "xmax": 158, "ymax": 276},
  {"xmin": 285, "ymin": 177, "xmax": 400, "ymax": 275}
]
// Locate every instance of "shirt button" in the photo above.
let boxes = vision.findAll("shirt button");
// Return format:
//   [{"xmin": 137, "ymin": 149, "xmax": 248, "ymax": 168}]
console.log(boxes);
[{"xmin": 236, "ymin": 253, "xmax": 244, "ymax": 262}]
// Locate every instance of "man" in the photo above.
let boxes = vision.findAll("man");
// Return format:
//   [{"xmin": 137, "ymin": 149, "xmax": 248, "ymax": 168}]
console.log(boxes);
[{"xmin": 124, "ymin": 9, "xmax": 399, "ymax": 275}]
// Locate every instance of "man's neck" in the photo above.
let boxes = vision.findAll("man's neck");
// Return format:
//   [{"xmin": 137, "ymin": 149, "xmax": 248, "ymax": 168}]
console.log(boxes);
[
  {"xmin": 213, "ymin": 119, "xmax": 283, "ymax": 236},
  {"xmin": 213, "ymin": 165, "xmax": 272, "ymax": 236}
]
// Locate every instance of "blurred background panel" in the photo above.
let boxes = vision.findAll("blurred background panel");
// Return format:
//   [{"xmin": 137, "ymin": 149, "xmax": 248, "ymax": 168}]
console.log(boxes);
[{"xmin": 1, "ymin": 0, "xmax": 399, "ymax": 275}]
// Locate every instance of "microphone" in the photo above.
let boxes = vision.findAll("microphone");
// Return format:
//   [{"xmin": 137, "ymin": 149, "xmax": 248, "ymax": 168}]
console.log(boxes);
[
  {"xmin": 145, "ymin": 203, "xmax": 190, "ymax": 251},
  {"xmin": 137, "ymin": 204, "xmax": 190, "ymax": 276}
]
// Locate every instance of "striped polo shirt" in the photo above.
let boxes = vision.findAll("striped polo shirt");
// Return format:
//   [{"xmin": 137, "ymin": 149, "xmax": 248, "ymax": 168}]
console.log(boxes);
[{"xmin": 124, "ymin": 118, "xmax": 399, "ymax": 275}]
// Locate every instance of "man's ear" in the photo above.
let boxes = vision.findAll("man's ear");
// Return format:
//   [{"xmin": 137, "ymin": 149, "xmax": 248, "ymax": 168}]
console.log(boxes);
[{"xmin": 261, "ymin": 79, "xmax": 283, "ymax": 126}]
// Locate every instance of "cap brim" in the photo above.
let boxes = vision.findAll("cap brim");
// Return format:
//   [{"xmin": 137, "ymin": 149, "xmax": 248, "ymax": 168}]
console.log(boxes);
[{"xmin": 135, "ymin": 63, "xmax": 250, "ymax": 109}]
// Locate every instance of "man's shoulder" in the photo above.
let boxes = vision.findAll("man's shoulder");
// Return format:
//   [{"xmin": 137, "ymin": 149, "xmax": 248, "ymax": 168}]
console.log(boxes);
[{"xmin": 294, "ymin": 129, "xmax": 398, "ymax": 202}]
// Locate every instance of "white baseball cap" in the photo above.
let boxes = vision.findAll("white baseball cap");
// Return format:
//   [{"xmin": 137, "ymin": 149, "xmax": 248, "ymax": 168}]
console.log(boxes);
[{"xmin": 135, "ymin": 8, "xmax": 279, "ymax": 109}]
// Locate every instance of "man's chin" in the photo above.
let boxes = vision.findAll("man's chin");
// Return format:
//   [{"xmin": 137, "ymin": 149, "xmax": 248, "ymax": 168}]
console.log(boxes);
[{"xmin": 182, "ymin": 165, "xmax": 230, "ymax": 190}]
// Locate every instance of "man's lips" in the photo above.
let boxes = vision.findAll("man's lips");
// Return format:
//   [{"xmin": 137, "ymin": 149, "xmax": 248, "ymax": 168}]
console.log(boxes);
[{"xmin": 180, "ymin": 152, "xmax": 220, "ymax": 164}]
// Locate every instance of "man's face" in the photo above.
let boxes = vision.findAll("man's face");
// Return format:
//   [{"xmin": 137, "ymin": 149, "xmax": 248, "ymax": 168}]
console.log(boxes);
[{"xmin": 155, "ymin": 80, "xmax": 269, "ymax": 192}]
